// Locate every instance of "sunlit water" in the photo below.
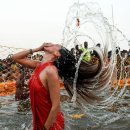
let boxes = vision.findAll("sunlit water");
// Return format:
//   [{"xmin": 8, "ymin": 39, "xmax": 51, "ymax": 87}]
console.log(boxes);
[{"xmin": 62, "ymin": 1, "xmax": 130, "ymax": 130}]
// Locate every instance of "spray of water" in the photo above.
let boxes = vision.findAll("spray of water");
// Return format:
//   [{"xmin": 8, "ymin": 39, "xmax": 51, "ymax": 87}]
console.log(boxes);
[{"xmin": 62, "ymin": 1, "xmax": 130, "ymax": 128}]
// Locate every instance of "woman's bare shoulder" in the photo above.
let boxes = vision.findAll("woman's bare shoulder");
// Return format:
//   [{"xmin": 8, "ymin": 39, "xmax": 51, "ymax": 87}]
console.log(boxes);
[{"xmin": 46, "ymin": 65, "xmax": 58, "ymax": 77}]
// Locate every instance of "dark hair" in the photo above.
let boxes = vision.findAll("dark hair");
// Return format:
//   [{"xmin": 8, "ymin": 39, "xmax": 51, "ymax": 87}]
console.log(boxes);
[
  {"xmin": 55, "ymin": 47, "xmax": 77, "ymax": 79},
  {"xmin": 55, "ymin": 46, "xmax": 103, "ymax": 105}
]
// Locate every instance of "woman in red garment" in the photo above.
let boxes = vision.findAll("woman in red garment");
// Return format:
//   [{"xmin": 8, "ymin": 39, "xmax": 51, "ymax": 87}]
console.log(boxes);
[
  {"xmin": 12, "ymin": 42, "xmax": 102, "ymax": 129},
  {"xmin": 12, "ymin": 43, "xmax": 65, "ymax": 130}
]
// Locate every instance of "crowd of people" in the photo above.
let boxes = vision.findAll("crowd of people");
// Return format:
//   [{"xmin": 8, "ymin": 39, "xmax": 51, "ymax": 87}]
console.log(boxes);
[
  {"xmin": 0, "ymin": 42, "xmax": 130, "ymax": 85},
  {"xmin": 0, "ymin": 53, "xmax": 43, "ymax": 82},
  {"xmin": 0, "ymin": 53, "xmax": 44, "ymax": 99}
]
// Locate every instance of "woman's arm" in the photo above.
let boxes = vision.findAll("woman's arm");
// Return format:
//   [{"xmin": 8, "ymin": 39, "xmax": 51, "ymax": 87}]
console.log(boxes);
[
  {"xmin": 12, "ymin": 49, "xmax": 39, "ymax": 68},
  {"xmin": 44, "ymin": 66, "xmax": 61, "ymax": 130},
  {"xmin": 12, "ymin": 44, "xmax": 45, "ymax": 69}
]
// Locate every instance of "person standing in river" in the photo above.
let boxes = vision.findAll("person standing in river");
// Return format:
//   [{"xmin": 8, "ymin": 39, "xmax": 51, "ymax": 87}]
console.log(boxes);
[
  {"xmin": 12, "ymin": 43, "xmax": 64, "ymax": 130},
  {"xmin": 11, "ymin": 42, "xmax": 103, "ymax": 130}
]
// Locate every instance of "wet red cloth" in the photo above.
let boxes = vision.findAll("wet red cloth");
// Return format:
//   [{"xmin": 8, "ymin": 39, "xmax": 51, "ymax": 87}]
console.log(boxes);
[{"xmin": 28, "ymin": 62, "xmax": 64, "ymax": 130}]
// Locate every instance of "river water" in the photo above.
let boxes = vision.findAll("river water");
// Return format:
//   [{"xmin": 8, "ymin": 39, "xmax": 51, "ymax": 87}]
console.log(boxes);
[{"xmin": 0, "ymin": 89, "xmax": 130, "ymax": 130}]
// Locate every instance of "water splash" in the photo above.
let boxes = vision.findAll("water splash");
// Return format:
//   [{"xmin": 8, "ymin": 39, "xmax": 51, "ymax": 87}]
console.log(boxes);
[{"xmin": 62, "ymin": 1, "xmax": 130, "ymax": 128}]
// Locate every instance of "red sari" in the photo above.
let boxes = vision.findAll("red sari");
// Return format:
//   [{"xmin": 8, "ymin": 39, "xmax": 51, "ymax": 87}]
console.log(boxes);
[{"xmin": 28, "ymin": 62, "xmax": 64, "ymax": 130}]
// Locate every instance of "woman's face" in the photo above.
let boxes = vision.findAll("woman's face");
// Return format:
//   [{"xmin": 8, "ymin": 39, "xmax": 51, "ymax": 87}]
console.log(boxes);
[
  {"xmin": 44, "ymin": 44, "xmax": 61, "ymax": 54},
  {"xmin": 44, "ymin": 44, "xmax": 61, "ymax": 59}
]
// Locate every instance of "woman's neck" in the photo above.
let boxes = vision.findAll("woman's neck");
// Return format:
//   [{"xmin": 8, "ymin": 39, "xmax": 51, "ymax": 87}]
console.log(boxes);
[
  {"xmin": 42, "ymin": 57, "xmax": 55, "ymax": 63},
  {"xmin": 42, "ymin": 53, "xmax": 56, "ymax": 63}
]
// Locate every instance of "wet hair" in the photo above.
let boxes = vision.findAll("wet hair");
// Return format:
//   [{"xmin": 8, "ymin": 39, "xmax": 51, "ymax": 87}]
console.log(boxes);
[
  {"xmin": 55, "ymin": 47, "xmax": 77, "ymax": 80},
  {"xmin": 55, "ymin": 46, "xmax": 103, "ymax": 105}
]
